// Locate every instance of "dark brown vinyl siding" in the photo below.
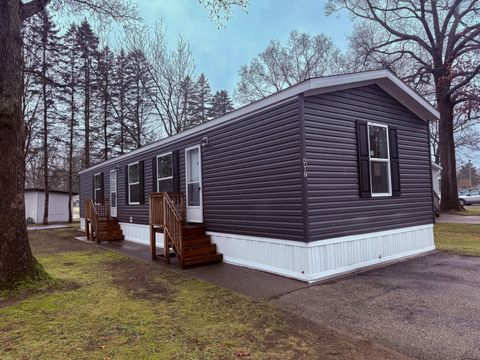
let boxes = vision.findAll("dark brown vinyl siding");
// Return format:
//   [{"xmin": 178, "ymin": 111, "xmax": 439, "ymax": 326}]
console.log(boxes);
[
  {"xmin": 80, "ymin": 99, "xmax": 305, "ymax": 241},
  {"xmin": 304, "ymin": 85, "xmax": 433, "ymax": 241}
]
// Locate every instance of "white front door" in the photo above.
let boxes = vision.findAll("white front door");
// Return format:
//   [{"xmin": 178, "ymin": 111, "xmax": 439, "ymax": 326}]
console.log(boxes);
[
  {"xmin": 185, "ymin": 145, "xmax": 203, "ymax": 223},
  {"xmin": 110, "ymin": 169, "xmax": 117, "ymax": 218}
]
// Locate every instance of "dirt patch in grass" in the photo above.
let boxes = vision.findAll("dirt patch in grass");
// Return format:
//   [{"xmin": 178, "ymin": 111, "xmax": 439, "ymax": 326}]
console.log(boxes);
[
  {"xmin": 29, "ymin": 228, "xmax": 91, "ymax": 254},
  {"xmin": 104, "ymin": 259, "xmax": 172, "ymax": 301}
]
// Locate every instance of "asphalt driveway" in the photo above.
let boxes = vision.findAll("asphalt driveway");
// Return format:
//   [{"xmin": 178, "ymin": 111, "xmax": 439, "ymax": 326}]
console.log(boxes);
[{"xmin": 275, "ymin": 252, "xmax": 480, "ymax": 360}]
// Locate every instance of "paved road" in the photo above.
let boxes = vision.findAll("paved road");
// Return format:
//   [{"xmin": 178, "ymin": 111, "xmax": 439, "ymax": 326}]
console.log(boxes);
[
  {"xmin": 275, "ymin": 252, "xmax": 480, "ymax": 360},
  {"xmin": 27, "ymin": 224, "xmax": 69, "ymax": 230}
]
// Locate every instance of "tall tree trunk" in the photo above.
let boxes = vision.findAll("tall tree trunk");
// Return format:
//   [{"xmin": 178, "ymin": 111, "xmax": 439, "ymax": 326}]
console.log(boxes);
[
  {"xmin": 0, "ymin": 0, "xmax": 46, "ymax": 289},
  {"xmin": 437, "ymin": 88, "xmax": 460, "ymax": 211},
  {"xmin": 68, "ymin": 88, "xmax": 74, "ymax": 223},
  {"xmin": 103, "ymin": 75, "xmax": 108, "ymax": 161},
  {"xmin": 84, "ymin": 57, "xmax": 90, "ymax": 168},
  {"xmin": 41, "ymin": 17, "xmax": 49, "ymax": 225}
]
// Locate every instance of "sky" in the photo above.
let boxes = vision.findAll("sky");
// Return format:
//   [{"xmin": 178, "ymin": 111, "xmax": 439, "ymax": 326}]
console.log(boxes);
[{"xmin": 137, "ymin": 0, "xmax": 352, "ymax": 94}]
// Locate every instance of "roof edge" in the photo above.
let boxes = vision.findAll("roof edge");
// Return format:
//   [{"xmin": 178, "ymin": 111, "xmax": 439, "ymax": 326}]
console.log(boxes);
[{"xmin": 79, "ymin": 70, "xmax": 439, "ymax": 175}]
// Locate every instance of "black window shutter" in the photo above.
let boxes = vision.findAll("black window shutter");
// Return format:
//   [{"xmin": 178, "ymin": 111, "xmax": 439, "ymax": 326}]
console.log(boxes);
[
  {"xmin": 139, "ymin": 160, "xmax": 145, "ymax": 205},
  {"xmin": 99, "ymin": 172, "xmax": 104, "ymax": 203},
  {"xmin": 389, "ymin": 127, "xmax": 401, "ymax": 196},
  {"xmin": 172, "ymin": 150, "xmax": 180, "ymax": 193},
  {"xmin": 357, "ymin": 120, "xmax": 372, "ymax": 198},
  {"xmin": 125, "ymin": 165, "xmax": 129, "ymax": 205},
  {"xmin": 152, "ymin": 157, "xmax": 157, "ymax": 192}
]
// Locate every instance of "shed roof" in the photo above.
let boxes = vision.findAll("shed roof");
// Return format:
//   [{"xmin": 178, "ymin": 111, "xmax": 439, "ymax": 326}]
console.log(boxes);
[
  {"xmin": 80, "ymin": 69, "xmax": 439, "ymax": 175},
  {"xmin": 25, "ymin": 188, "xmax": 79, "ymax": 195}
]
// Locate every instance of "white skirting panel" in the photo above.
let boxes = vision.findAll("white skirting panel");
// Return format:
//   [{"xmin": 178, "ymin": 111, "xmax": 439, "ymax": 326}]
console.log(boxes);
[
  {"xmin": 80, "ymin": 218, "xmax": 85, "ymax": 230},
  {"xmin": 79, "ymin": 218, "xmax": 434, "ymax": 283},
  {"xmin": 207, "ymin": 224, "xmax": 435, "ymax": 283},
  {"xmin": 118, "ymin": 222, "xmax": 164, "ymax": 246}
]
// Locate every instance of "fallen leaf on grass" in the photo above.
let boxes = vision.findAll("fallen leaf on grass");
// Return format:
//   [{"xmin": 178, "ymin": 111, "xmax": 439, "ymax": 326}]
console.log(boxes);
[{"xmin": 236, "ymin": 351, "xmax": 250, "ymax": 357}]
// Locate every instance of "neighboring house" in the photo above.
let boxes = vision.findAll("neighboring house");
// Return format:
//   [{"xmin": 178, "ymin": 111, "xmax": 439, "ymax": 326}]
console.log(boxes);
[
  {"xmin": 79, "ymin": 70, "xmax": 438, "ymax": 283},
  {"xmin": 431, "ymin": 162, "xmax": 442, "ymax": 216},
  {"xmin": 25, "ymin": 189, "xmax": 79, "ymax": 224},
  {"xmin": 431, "ymin": 162, "xmax": 442, "ymax": 198}
]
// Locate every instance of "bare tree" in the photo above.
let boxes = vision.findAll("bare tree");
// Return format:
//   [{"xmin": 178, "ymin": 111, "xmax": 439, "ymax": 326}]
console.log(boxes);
[
  {"xmin": 58, "ymin": 23, "xmax": 81, "ymax": 223},
  {"xmin": 235, "ymin": 30, "xmax": 345, "ymax": 104},
  {"xmin": 326, "ymin": 0, "xmax": 480, "ymax": 211},
  {"xmin": 141, "ymin": 24, "xmax": 197, "ymax": 136},
  {"xmin": 0, "ymin": 0, "xmax": 136, "ymax": 289}
]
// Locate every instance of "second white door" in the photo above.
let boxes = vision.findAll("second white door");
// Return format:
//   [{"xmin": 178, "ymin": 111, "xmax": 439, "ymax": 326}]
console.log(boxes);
[
  {"xmin": 110, "ymin": 169, "xmax": 117, "ymax": 218},
  {"xmin": 185, "ymin": 145, "xmax": 203, "ymax": 223}
]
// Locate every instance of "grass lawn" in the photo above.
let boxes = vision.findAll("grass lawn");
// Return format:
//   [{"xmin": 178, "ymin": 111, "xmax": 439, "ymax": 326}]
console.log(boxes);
[
  {"xmin": 0, "ymin": 228, "xmax": 402, "ymax": 360},
  {"xmin": 435, "ymin": 223, "xmax": 480, "ymax": 256},
  {"xmin": 445, "ymin": 206, "xmax": 480, "ymax": 216}
]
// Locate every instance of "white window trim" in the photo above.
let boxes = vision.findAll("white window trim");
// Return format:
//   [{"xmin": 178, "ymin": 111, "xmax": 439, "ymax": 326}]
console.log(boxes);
[
  {"xmin": 156, "ymin": 152, "xmax": 173, "ymax": 192},
  {"xmin": 367, "ymin": 122, "xmax": 392, "ymax": 197},
  {"xmin": 94, "ymin": 172, "xmax": 102, "ymax": 204},
  {"xmin": 128, "ymin": 162, "xmax": 140, "ymax": 205}
]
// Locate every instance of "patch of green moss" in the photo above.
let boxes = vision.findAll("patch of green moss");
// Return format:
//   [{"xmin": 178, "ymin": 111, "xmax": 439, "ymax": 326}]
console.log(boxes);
[{"xmin": 0, "ymin": 257, "xmax": 53, "ymax": 298}]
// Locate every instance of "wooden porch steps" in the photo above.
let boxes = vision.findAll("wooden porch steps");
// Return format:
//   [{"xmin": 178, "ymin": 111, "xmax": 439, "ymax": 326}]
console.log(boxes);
[
  {"xmin": 96, "ymin": 219, "xmax": 124, "ymax": 242},
  {"xmin": 181, "ymin": 225, "xmax": 223, "ymax": 268}
]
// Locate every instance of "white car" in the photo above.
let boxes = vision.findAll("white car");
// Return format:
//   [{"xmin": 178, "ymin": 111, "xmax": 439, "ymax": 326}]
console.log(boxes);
[{"xmin": 459, "ymin": 190, "xmax": 480, "ymax": 206}]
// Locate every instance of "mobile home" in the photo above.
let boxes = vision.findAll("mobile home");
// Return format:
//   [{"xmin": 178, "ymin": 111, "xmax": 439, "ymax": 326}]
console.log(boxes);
[{"xmin": 79, "ymin": 70, "xmax": 438, "ymax": 282}]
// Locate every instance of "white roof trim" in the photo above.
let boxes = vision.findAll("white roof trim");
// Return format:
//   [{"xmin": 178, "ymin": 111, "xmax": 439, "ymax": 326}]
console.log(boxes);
[{"xmin": 79, "ymin": 70, "xmax": 439, "ymax": 175}]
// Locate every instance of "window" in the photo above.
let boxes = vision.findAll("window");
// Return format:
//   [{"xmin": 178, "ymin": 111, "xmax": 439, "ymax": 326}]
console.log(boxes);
[
  {"xmin": 94, "ymin": 173, "xmax": 103, "ymax": 204},
  {"xmin": 128, "ymin": 162, "xmax": 140, "ymax": 204},
  {"xmin": 368, "ymin": 123, "xmax": 391, "ymax": 196},
  {"xmin": 156, "ymin": 153, "xmax": 173, "ymax": 192}
]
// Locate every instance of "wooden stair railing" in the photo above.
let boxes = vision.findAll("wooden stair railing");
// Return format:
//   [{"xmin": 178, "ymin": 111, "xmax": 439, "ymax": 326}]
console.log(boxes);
[
  {"xmin": 163, "ymin": 192, "xmax": 185, "ymax": 267},
  {"xmin": 149, "ymin": 192, "xmax": 222, "ymax": 268},
  {"xmin": 85, "ymin": 199, "xmax": 112, "ymax": 243}
]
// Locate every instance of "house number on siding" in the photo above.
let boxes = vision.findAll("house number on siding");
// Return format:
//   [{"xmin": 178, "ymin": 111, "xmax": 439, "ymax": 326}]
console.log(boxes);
[{"xmin": 303, "ymin": 157, "xmax": 308, "ymax": 177}]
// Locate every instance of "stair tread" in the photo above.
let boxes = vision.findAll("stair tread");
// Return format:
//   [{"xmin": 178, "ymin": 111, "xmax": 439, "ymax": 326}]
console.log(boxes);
[
  {"xmin": 183, "ymin": 245, "xmax": 217, "ymax": 256},
  {"xmin": 183, "ymin": 252, "xmax": 222, "ymax": 260},
  {"xmin": 182, "ymin": 254, "xmax": 223, "ymax": 268}
]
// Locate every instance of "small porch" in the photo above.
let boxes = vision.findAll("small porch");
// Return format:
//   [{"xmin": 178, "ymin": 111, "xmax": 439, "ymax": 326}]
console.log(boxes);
[
  {"xmin": 84, "ymin": 199, "xmax": 124, "ymax": 243},
  {"xmin": 148, "ymin": 192, "xmax": 223, "ymax": 268},
  {"xmin": 83, "ymin": 192, "xmax": 222, "ymax": 269}
]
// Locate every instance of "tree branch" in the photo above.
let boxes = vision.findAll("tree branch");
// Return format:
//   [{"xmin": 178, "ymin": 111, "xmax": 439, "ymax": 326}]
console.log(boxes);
[{"xmin": 21, "ymin": 0, "xmax": 52, "ymax": 20}]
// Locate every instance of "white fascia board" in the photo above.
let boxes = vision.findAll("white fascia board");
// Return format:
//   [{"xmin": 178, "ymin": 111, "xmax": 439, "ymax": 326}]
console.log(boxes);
[{"xmin": 79, "ymin": 70, "xmax": 438, "ymax": 175}]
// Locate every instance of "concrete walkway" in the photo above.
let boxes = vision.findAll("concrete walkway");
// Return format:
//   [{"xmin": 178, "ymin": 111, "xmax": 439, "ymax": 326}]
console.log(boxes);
[
  {"xmin": 436, "ymin": 214, "xmax": 480, "ymax": 224},
  {"xmin": 92, "ymin": 239, "xmax": 308, "ymax": 299},
  {"xmin": 28, "ymin": 224, "xmax": 69, "ymax": 231}
]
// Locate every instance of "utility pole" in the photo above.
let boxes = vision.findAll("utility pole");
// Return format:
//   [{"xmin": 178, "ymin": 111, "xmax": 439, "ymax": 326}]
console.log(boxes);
[{"xmin": 469, "ymin": 159, "xmax": 473, "ymax": 189}]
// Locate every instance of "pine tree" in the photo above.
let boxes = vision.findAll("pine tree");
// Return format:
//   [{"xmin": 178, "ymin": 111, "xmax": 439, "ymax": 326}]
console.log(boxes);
[
  {"xmin": 178, "ymin": 75, "xmax": 196, "ymax": 132},
  {"xmin": 76, "ymin": 20, "xmax": 99, "ymax": 168},
  {"xmin": 22, "ymin": 14, "xmax": 43, "ymax": 172},
  {"xmin": 209, "ymin": 90, "xmax": 234, "ymax": 119},
  {"xmin": 30, "ymin": 10, "xmax": 61, "ymax": 224},
  {"xmin": 113, "ymin": 49, "xmax": 128, "ymax": 154},
  {"xmin": 58, "ymin": 23, "xmax": 81, "ymax": 223},
  {"xmin": 94, "ymin": 46, "xmax": 116, "ymax": 161},
  {"xmin": 189, "ymin": 73, "xmax": 213, "ymax": 125},
  {"xmin": 123, "ymin": 48, "xmax": 153, "ymax": 149}
]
